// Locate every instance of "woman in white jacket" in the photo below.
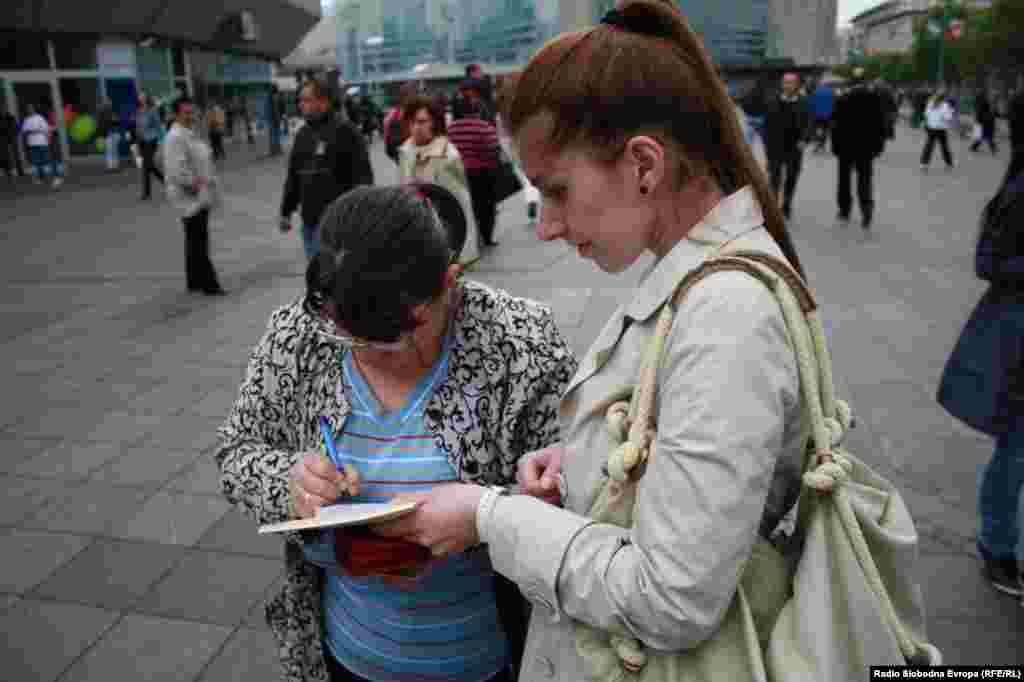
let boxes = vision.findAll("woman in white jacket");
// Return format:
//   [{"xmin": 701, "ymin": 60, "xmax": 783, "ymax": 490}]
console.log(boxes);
[
  {"xmin": 164, "ymin": 96, "xmax": 225, "ymax": 295},
  {"xmin": 921, "ymin": 92, "xmax": 956, "ymax": 171}
]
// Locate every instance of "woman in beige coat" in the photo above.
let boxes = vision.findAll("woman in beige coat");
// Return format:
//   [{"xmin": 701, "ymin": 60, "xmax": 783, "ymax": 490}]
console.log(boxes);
[
  {"xmin": 398, "ymin": 95, "xmax": 480, "ymax": 266},
  {"xmin": 374, "ymin": 2, "xmax": 808, "ymax": 681}
]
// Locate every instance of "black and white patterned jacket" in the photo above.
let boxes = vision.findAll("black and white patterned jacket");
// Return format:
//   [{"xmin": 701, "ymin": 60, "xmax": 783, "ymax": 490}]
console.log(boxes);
[{"xmin": 214, "ymin": 280, "xmax": 578, "ymax": 682}]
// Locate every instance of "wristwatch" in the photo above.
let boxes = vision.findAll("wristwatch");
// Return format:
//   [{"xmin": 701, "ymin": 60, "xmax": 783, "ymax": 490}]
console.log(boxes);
[{"xmin": 476, "ymin": 485, "xmax": 511, "ymax": 541}]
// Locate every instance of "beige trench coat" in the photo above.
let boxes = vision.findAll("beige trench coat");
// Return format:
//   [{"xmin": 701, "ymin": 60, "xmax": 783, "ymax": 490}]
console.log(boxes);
[
  {"xmin": 478, "ymin": 187, "xmax": 807, "ymax": 682},
  {"xmin": 398, "ymin": 135, "xmax": 480, "ymax": 265}
]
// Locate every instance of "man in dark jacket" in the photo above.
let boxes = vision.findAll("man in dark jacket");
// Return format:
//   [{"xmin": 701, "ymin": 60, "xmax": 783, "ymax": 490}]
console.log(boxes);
[
  {"xmin": 763, "ymin": 72, "xmax": 813, "ymax": 220},
  {"xmin": 831, "ymin": 69, "xmax": 889, "ymax": 229},
  {"xmin": 280, "ymin": 78, "xmax": 374, "ymax": 260},
  {"xmin": 0, "ymin": 107, "xmax": 22, "ymax": 182}
]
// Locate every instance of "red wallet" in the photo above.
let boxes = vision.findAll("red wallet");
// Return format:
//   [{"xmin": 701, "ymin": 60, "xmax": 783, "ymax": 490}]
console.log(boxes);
[{"xmin": 334, "ymin": 526, "xmax": 432, "ymax": 578}]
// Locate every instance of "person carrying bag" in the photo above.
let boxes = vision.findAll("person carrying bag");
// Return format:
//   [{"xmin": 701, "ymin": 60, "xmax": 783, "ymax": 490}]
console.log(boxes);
[
  {"xmin": 362, "ymin": 4, "xmax": 941, "ymax": 681},
  {"xmin": 574, "ymin": 245, "xmax": 942, "ymax": 681},
  {"xmin": 937, "ymin": 154, "xmax": 1024, "ymax": 597}
]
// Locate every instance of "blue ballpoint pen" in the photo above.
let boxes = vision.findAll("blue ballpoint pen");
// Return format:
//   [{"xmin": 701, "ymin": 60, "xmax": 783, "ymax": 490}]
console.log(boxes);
[{"xmin": 318, "ymin": 416, "xmax": 341, "ymax": 469}]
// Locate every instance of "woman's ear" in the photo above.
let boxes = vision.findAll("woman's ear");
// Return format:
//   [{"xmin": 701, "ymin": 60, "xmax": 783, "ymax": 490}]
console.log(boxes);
[{"xmin": 624, "ymin": 135, "xmax": 667, "ymax": 197}]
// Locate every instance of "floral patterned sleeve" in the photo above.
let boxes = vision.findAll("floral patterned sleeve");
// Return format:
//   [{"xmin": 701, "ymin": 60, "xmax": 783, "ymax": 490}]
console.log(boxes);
[
  {"xmin": 214, "ymin": 306, "xmax": 306, "ymax": 529},
  {"xmin": 508, "ymin": 304, "xmax": 579, "ymax": 457}
]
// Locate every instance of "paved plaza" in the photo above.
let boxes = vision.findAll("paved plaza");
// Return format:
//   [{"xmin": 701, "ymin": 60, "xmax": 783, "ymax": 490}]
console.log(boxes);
[{"xmin": 1, "ymin": 125, "xmax": 1022, "ymax": 681}]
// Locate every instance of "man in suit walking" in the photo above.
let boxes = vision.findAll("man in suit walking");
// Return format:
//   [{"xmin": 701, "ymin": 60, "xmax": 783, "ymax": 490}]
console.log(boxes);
[
  {"xmin": 831, "ymin": 68, "xmax": 889, "ymax": 229},
  {"xmin": 763, "ymin": 72, "xmax": 813, "ymax": 220}
]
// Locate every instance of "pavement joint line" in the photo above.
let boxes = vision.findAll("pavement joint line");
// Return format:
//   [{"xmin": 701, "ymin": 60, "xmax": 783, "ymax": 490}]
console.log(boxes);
[
  {"xmin": 51, "ymin": 609, "xmax": 128, "ymax": 682},
  {"xmin": 191, "ymin": 622, "xmax": 249, "ymax": 682}
]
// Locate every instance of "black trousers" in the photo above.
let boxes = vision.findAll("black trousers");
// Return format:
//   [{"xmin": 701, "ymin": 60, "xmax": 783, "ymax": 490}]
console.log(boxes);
[
  {"xmin": 209, "ymin": 131, "xmax": 225, "ymax": 160},
  {"xmin": 324, "ymin": 647, "xmax": 513, "ymax": 682},
  {"xmin": 467, "ymin": 167, "xmax": 498, "ymax": 245},
  {"xmin": 2, "ymin": 139, "xmax": 24, "ymax": 176},
  {"xmin": 971, "ymin": 121, "xmax": 998, "ymax": 153},
  {"xmin": 140, "ymin": 141, "xmax": 164, "ymax": 198},
  {"xmin": 767, "ymin": 147, "xmax": 804, "ymax": 210},
  {"xmin": 921, "ymin": 129, "xmax": 954, "ymax": 167},
  {"xmin": 182, "ymin": 208, "xmax": 221, "ymax": 292},
  {"xmin": 837, "ymin": 155, "xmax": 875, "ymax": 219}
]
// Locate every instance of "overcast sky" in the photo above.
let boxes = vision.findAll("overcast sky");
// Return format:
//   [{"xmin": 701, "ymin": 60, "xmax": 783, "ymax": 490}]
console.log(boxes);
[
  {"xmin": 837, "ymin": 0, "xmax": 880, "ymax": 26},
  {"xmin": 322, "ymin": 0, "xmax": 874, "ymax": 29}
]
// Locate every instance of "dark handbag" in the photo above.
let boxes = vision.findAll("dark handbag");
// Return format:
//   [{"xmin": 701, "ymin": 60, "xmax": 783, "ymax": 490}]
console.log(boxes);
[
  {"xmin": 493, "ymin": 152, "xmax": 524, "ymax": 204},
  {"xmin": 937, "ymin": 286, "xmax": 1024, "ymax": 436}
]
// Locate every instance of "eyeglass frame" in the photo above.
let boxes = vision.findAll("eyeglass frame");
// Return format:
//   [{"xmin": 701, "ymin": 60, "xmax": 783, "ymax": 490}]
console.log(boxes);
[{"xmin": 309, "ymin": 295, "xmax": 416, "ymax": 352}]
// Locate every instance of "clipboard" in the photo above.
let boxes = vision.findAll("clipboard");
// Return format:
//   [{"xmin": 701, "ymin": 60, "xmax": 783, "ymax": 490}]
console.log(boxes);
[{"xmin": 258, "ymin": 501, "xmax": 418, "ymax": 535}]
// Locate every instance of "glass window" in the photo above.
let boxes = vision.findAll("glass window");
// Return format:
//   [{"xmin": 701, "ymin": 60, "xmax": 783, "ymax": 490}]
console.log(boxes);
[
  {"xmin": 0, "ymin": 31, "xmax": 51, "ymax": 70},
  {"xmin": 53, "ymin": 35, "xmax": 99, "ymax": 70}
]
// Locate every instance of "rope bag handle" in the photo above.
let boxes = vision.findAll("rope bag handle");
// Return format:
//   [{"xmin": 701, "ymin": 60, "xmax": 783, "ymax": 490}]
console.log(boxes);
[{"xmin": 695, "ymin": 248, "xmax": 934, "ymax": 664}]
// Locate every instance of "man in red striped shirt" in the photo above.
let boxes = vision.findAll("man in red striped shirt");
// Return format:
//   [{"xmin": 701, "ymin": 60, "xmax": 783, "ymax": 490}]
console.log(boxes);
[{"xmin": 448, "ymin": 80, "xmax": 501, "ymax": 247}]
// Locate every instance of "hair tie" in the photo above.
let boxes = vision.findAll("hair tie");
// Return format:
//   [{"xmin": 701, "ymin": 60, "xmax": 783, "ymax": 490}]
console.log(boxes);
[
  {"xmin": 413, "ymin": 187, "xmax": 433, "ymax": 210},
  {"xmin": 600, "ymin": 7, "xmax": 668, "ymax": 38},
  {"xmin": 600, "ymin": 9, "xmax": 629, "ymax": 30}
]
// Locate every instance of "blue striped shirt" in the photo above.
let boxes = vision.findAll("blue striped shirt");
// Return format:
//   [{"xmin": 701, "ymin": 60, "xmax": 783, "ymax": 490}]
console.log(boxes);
[{"xmin": 302, "ymin": 332, "xmax": 509, "ymax": 682}]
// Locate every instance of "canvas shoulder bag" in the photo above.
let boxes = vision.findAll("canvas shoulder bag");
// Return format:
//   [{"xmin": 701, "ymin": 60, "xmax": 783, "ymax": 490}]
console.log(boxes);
[{"xmin": 574, "ymin": 248, "xmax": 942, "ymax": 682}]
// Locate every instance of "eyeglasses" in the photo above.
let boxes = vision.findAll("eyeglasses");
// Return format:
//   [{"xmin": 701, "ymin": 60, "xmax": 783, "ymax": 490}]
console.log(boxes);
[
  {"xmin": 317, "ymin": 328, "xmax": 413, "ymax": 352},
  {"xmin": 310, "ymin": 294, "xmax": 413, "ymax": 352}
]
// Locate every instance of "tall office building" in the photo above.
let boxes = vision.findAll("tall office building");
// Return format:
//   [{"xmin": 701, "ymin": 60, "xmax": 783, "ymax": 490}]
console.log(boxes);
[
  {"xmin": 560, "ymin": 0, "xmax": 837, "ymax": 66},
  {"xmin": 770, "ymin": 0, "xmax": 838, "ymax": 64}
]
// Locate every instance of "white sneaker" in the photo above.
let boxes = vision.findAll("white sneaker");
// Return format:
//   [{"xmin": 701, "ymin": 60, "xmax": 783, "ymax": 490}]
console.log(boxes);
[{"xmin": 52, "ymin": 178, "xmax": 63, "ymax": 188}]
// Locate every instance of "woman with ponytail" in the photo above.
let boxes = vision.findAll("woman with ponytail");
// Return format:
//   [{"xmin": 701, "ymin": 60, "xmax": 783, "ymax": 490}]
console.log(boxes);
[{"xmin": 371, "ymin": 2, "xmax": 811, "ymax": 680}]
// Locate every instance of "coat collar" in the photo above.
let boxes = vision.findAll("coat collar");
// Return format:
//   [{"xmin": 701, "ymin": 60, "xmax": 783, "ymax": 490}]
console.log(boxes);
[
  {"xmin": 563, "ymin": 187, "xmax": 767, "ymax": 400},
  {"xmin": 624, "ymin": 185, "xmax": 766, "ymax": 323},
  {"xmin": 414, "ymin": 135, "xmax": 449, "ymax": 162}
]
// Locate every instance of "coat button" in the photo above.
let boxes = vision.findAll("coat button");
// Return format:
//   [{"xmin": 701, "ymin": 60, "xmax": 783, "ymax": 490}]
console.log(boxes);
[{"xmin": 536, "ymin": 656, "xmax": 556, "ymax": 678}]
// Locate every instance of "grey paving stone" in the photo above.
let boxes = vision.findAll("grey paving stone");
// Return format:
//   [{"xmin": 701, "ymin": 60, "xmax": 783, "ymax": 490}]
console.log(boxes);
[
  {"xmin": 0, "ymin": 529, "xmax": 93, "ymax": 593},
  {"xmin": 0, "ymin": 594, "xmax": 21, "ymax": 612},
  {"xmin": 87, "ymin": 446, "xmax": 199, "ymax": 488},
  {"xmin": 243, "ymin": 572, "xmax": 285, "ymax": 632},
  {"xmin": 135, "ymin": 550, "xmax": 283, "ymax": 627},
  {"xmin": 130, "ymin": 380, "xmax": 197, "ymax": 417},
  {"xmin": 0, "ymin": 475, "xmax": 69, "ymax": 526},
  {"xmin": 929, "ymin": 616, "xmax": 1024, "ymax": 665},
  {"xmin": 80, "ymin": 411, "xmax": 166, "ymax": 446},
  {"xmin": 190, "ymin": 387, "xmax": 239, "ymax": 419},
  {"xmin": 107, "ymin": 490, "xmax": 229, "ymax": 546},
  {"xmin": 141, "ymin": 414, "xmax": 225, "ymax": 456},
  {"xmin": 198, "ymin": 627, "xmax": 280, "ymax": 682},
  {"xmin": 13, "ymin": 441, "xmax": 125, "ymax": 481},
  {"xmin": 0, "ymin": 598, "xmax": 120, "ymax": 682},
  {"xmin": 58, "ymin": 613, "xmax": 233, "ymax": 682},
  {"xmin": 30, "ymin": 538, "xmax": 186, "ymax": 611},
  {"xmin": 0, "ymin": 435, "xmax": 63, "ymax": 473},
  {"xmin": 22, "ymin": 483, "xmax": 155, "ymax": 536},
  {"xmin": 5, "ymin": 404, "xmax": 113, "ymax": 441},
  {"xmin": 164, "ymin": 453, "xmax": 225, "ymax": 496},
  {"xmin": 196, "ymin": 506, "xmax": 284, "ymax": 559}
]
